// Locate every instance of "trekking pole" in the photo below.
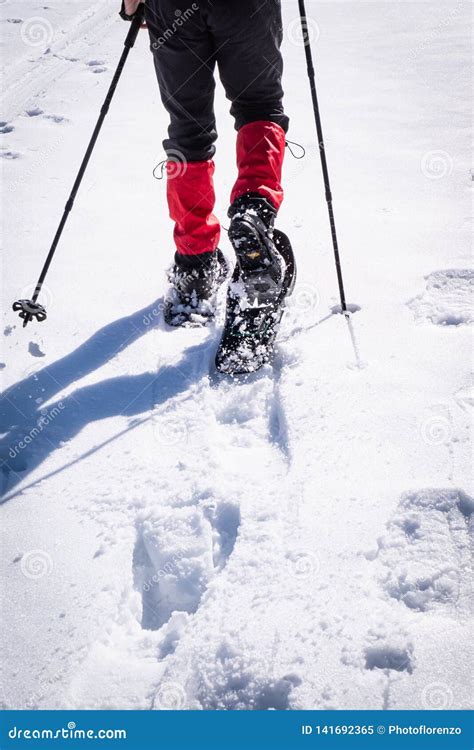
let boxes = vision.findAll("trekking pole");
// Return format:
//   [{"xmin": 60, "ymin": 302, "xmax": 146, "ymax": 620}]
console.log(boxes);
[
  {"xmin": 297, "ymin": 0, "xmax": 349, "ymax": 316},
  {"xmin": 13, "ymin": 4, "xmax": 145, "ymax": 328}
]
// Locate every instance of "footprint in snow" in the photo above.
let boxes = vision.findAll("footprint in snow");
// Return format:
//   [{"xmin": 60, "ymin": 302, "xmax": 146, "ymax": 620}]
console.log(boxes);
[
  {"xmin": 408, "ymin": 269, "xmax": 474, "ymax": 326},
  {"xmin": 0, "ymin": 122, "xmax": 14, "ymax": 134},
  {"xmin": 193, "ymin": 642, "xmax": 302, "ymax": 710},
  {"xmin": 86, "ymin": 60, "xmax": 107, "ymax": 74},
  {"xmin": 0, "ymin": 150, "xmax": 20, "ymax": 160},
  {"xmin": 372, "ymin": 488, "xmax": 473, "ymax": 618},
  {"xmin": 43, "ymin": 114, "xmax": 68, "ymax": 124},
  {"xmin": 365, "ymin": 644, "xmax": 413, "ymax": 674},
  {"xmin": 133, "ymin": 500, "xmax": 240, "ymax": 633},
  {"xmin": 25, "ymin": 108, "xmax": 44, "ymax": 118}
]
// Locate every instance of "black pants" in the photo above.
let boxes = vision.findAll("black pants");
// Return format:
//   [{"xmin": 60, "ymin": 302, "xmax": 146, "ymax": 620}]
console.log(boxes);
[{"xmin": 145, "ymin": 0, "xmax": 289, "ymax": 161}]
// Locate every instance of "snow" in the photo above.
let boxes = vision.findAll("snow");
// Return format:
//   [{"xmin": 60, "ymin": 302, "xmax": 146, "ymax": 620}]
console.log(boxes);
[{"xmin": 0, "ymin": 0, "xmax": 472, "ymax": 712}]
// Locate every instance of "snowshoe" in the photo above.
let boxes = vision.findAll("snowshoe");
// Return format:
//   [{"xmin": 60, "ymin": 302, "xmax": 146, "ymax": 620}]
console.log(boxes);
[
  {"xmin": 215, "ymin": 195, "xmax": 296, "ymax": 374},
  {"xmin": 164, "ymin": 249, "xmax": 229, "ymax": 327}
]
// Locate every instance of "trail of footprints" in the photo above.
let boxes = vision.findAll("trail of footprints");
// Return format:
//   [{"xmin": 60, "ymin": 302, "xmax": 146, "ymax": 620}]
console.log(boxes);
[
  {"xmin": 130, "ymin": 373, "xmax": 298, "ymax": 709},
  {"xmin": 360, "ymin": 266, "xmax": 473, "ymax": 695},
  {"xmin": 358, "ymin": 487, "xmax": 473, "ymax": 700},
  {"xmin": 132, "ymin": 497, "xmax": 279, "ymax": 708},
  {"xmin": 131, "ymin": 403, "xmax": 472, "ymax": 707},
  {"xmin": 132, "ymin": 492, "xmax": 303, "ymax": 709},
  {"xmin": 4, "ymin": 30, "xmax": 470, "ymax": 706},
  {"xmin": 1, "ymin": 107, "xmax": 68, "ymax": 160},
  {"xmin": 343, "ymin": 487, "xmax": 473, "ymax": 704},
  {"xmin": 1, "ymin": 54, "xmax": 110, "ymax": 160}
]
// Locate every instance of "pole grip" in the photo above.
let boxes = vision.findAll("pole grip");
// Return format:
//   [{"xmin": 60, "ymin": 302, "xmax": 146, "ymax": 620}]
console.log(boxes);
[{"xmin": 124, "ymin": 4, "xmax": 145, "ymax": 48}]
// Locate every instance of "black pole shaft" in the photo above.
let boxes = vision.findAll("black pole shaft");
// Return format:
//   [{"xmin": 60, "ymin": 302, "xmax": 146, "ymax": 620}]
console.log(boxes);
[
  {"xmin": 297, "ymin": 0, "xmax": 347, "ymax": 313},
  {"xmin": 26, "ymin": 10, "xmax": 144, "ymax": 320}
]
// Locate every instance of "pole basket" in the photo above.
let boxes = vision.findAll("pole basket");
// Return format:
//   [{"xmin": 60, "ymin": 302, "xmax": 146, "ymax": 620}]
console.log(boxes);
[{"xmin": 12, "ymin": 300, "xmax": 47, "ymax": 328}]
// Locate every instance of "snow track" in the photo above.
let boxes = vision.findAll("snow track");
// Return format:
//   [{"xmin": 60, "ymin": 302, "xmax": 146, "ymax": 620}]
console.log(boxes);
[
  {"xmin": 55, "ymin": 344, "xmax": 300, "ymax": 710},
  {"xmin": 376, "ymin": 489, "xmax": 473, "ymax": 619},
  {"xmin": 1, "ymin": 2, "xmax": 118, "ymax": 119},
  {"xmin": 408, "ymin": 269, "xmax": 474, "ymax": 327},
  {"xmin": 1, "ymin": 0, "xmax": 472, "ymax": 712}
]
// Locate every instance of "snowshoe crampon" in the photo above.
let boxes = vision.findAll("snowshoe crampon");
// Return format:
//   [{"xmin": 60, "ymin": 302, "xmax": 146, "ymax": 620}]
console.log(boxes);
[{"xmin": 215, "ymin": 230, "xmax": 296, "ymax": 375}]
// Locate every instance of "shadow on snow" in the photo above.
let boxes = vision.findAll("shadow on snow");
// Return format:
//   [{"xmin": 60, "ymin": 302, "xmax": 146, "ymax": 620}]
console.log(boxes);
[{"xmin": 0, "ymin": 299, "xmax": 215, "ymax": 501}]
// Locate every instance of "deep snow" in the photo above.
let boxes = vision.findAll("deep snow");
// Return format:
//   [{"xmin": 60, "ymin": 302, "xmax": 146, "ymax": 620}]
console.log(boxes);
[{"xmin": 0, "ymin": 0, "xmax": 472, "ymax": 711}]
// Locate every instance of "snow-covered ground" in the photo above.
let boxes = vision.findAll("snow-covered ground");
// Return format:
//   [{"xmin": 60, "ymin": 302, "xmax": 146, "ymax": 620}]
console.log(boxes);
[{"xmin": 0, "ymin": 0, "xmax": 472, "ymax": 711}]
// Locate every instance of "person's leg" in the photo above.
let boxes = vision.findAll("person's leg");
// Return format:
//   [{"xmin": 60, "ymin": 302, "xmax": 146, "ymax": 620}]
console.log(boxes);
[
  {"xmin": 208, "ymin": 2, "xmax": 295, "ymax": 370},
  {"xmin": 145, "ymin": 0, "xmax": 220, "ymax": 256},
  {"xmin": 209, "ymin": 0, "xmax": 288, "ymax": 211}
]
